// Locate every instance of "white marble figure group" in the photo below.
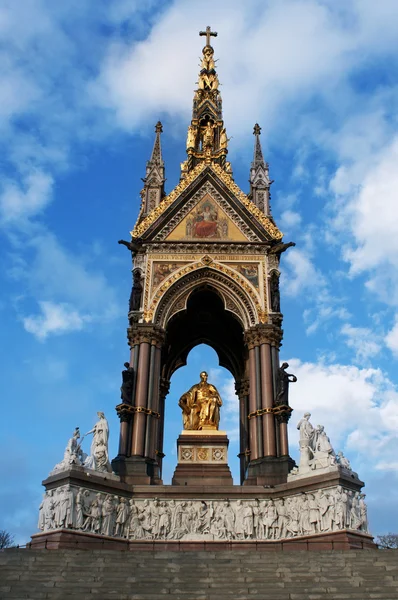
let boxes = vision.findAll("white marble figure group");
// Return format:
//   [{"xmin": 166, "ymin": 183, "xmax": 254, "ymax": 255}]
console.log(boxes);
[
  {"xmin": 292, "ymin": 413, "xmax": 354, "ymax": 477},
  {"xmin": 50, "ymin": 413, "xmax": 112, "ymax": 476},
  {"xmin": 38, "ymin": 485, "xmax": 368, "ymax": 541}
]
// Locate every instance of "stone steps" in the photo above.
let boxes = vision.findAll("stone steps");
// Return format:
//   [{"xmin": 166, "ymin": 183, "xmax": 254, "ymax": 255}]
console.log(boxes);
[{"xmin": 1, "ymin": 549, "xmax": 397, "ymax": 600}]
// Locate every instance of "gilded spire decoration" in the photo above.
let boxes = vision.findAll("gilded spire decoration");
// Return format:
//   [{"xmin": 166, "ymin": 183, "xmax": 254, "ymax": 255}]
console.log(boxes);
[
  {"xmin": 139, "ymin": 121, "xmax": 166, "ymax": 219},
  {"xmin": 181, "ymin": 26, "xmax": 232, "ymax": 179},
  {"xmin": 249, "ymin": 124, "xmax": 273, "ymax": 215}
]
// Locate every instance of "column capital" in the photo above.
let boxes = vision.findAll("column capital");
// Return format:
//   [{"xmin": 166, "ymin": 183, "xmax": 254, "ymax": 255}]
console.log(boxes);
[
  {"xmin": 273, "ymin": 404, "xmax": 293, "ymax": 423},
  {"xmin": 127, "ymin": 324, "xmax": 165, "ymax": 348},
  {"xmin": 115, "ymin": 403, "xmax": 133, "ymax": 423},
  {"xmin": 160, "ymin": 377, "xmax": 170, "ymax": 399},
  {"xmin": 244, "ymin": 324, "xmax": 282, "ymax": 349},
  {"xmin": 235, "ymin": 378, "xmax": 249, "ymax": 397}
]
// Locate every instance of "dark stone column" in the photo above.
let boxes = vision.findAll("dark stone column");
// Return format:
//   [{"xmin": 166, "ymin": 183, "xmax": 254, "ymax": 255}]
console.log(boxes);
[
  {"xmin": 236, "ymin": 378, "xmax": 249, "ymax": 485},
  {"xmin": 157, "ymin": 378, "xmax": 170, "ymax": 480},
  {"xmin": 112, "ymin": 324, "xmax": 165, "ymax": 484},
  {"xmin": 131, "ymin": 340, "xmax": 150, "ymax": 456},
  {"xmin": 248, "ymin": 345, "xmax": 259, "ymax": 461},
  {"xmin": 260, "ymin": 342, "xmax": 276, "ymax": 457},
  {"xmin": 244, "ymin": 324, "xmax": 293, "ymax": 486},
  {"xmin": 254, "ymin": 345, "xmax": 264, "ymax": 458}
]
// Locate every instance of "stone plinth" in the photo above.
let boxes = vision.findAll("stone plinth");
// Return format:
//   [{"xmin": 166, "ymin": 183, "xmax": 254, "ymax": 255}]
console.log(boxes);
[{"xmin": 172, "ymin": 430, "xmax": 233, "ymax": 486}]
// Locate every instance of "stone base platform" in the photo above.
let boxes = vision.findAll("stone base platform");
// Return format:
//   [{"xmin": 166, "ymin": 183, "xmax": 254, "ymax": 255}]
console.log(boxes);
[
  {"xmin": 172, "ymin": 430, "xmax": 233, "ymax": 486},
  {"xmin": 30, "ymin": 528, "xmax": 376, "ymax": 551}
]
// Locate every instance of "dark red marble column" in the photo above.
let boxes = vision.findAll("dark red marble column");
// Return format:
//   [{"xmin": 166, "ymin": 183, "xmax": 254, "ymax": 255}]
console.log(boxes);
[
  {"xmin": 260, "ymin": 342, "xmax": 277, "ymax": 457},
  {"xmin": 131, "ymin": 341, "xmax": 150, "ymax": 456}
]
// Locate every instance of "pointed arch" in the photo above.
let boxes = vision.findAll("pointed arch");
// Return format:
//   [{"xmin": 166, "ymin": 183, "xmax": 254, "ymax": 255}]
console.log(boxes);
[{"xmin": 152, "ymin": 265, "xmax": 259, "ymax": 330}]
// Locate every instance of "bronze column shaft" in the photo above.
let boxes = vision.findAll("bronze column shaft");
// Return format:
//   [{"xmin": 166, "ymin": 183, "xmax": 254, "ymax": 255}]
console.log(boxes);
[
  {"xmin": 248, "ymin": 347, "xmax": 259, "ymax": 460},
  {"xmin": 260, "ymin": 342, "xmax": 277, "ymax": 457},
  {"xmin": 131, "ymin": 341, "xmax": 151, "ymax": 456}
]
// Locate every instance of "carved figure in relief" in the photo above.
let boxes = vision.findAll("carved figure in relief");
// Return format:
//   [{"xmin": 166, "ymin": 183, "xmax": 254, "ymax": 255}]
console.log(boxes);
[
  {"xmin": 266, "ymin": 499, "xmax": 278, "ymax": 539},
  {"xmin": 102, "ymin": 495, "xmax": 115, "ymax": 537},
  {"xmin": 307, "ymin": 493, "xmax": 320, "ymax": 533},
  {"xmin": 83, "ymin": 412, "xmax": 112, "ymax": 473},
  {"xmin": 359, "ymin": 494, "xmax": 368, "ymax": 532},
  {"xmin": 158, "ymin": 502, "xmax": 171, "ymax": 539},
  {"xmin": 276, "ymin": 499, "xmax": 288, "ymax": 539},
  {"xmin": 178, "ymin": 371, "xmax": 222, "ymax": 430},
  {"xmin": 44, "ymin": 490, "xmax": 55, "ymax": 530},
  {"xmin": 59, "ymin": 486, "xmax": 73, "ymax": 529},
  {"xmin": 276, "ymin": 362, "xmax": 297, "ymax": 407},
  {"xmin": 115, "ymin": 497, "xmax": 129, "ymax": 538}
]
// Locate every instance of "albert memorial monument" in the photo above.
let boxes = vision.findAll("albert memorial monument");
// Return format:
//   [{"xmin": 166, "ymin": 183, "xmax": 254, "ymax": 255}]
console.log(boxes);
[{"xmin": 31, "ymin": 27, "xmax": 374, "ymax": 551}]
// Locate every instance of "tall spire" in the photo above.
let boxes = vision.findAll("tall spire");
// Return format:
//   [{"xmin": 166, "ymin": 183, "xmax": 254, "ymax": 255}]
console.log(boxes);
[
  {"xmin": 150, "ymin": 121, "xmax": 164, "ymax": 165},
  {"xmin": 139, "ymin": 121, "xmax": 166, "ymax": 218},
  {"xmin": 252, "ymin": 123, "xmax": 265, "ymax": 167},
  {"xmin": 249, "ymin": 124, "xmax": 272, "ymax": 215},
  {"xmin": 181, "ymin": 26, "xmax": 232, "ymax": 179}
]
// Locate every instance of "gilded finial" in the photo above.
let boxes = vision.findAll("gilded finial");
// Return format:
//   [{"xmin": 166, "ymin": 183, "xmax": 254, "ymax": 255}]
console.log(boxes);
[
  {"xmin": 199, "ymin": 25, "xmax": 218, "ymax": 47},
  {"xmin": 155, "ymin": 121, "xmax": 163, "ymax": 133},
  {"xmin": 253, "ymin": 124, "xmax": 261, "ymax": 136}
]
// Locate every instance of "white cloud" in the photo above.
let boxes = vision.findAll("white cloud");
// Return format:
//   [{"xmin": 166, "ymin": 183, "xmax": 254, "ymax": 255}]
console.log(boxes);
[
  {"xmin": 0, "ymin": 171, "xmax": 53, "ymax": 224},
  {"xmin": 386, "ymin": 317, "xmax": 398, "ymax": 357},
  {"xmin": 23, "ymin": 301, "xmax": 89, "ymax": 340},
  {"xmin": 280, "ymin": 209, "xmax": 302, "ymax": 231},
  {"xmin": 287, "ymin": 358, "xmax": 398, "ymax": 472},
  {"xmin": 282, "ymin": 248, "xmax": 323, "ymax": 297},
  {"xmin": 340, "ymin": 323, "xmax": 382, "ymax": 362}
]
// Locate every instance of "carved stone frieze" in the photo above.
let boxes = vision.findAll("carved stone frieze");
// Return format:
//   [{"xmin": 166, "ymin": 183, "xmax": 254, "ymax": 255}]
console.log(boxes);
[{"xmin": 37, "ymin": 484, "xmax": 369, "ymax": 541}]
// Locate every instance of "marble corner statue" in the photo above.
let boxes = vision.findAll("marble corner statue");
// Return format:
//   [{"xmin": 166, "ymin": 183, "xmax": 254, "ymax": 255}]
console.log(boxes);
[
  {"xmin": 178, "ymin": 371, "xmax": 222, "ymax": 430},
  {"xmin": 292, "ymin": 412, "xmax": 356, "ymax": 478},
  {"xmin": 50, "ymin": 427, "xmax": 85, "ymax": 475},
  {"xmin": 83, "ymin": 411, "xmax": 112, "ymax": 473},
  {"xmin": 50, "ymin": 412, "xmax": 112, "ymax": 476}
]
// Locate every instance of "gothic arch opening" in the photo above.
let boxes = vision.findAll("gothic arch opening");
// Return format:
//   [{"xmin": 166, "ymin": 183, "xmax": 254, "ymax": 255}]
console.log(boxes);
[
  {"xmin": 161, "ymin": 286, "xmax": 246, "ymax": 382},
  {"xmin": 162, "ymin": 343, "xmax": 239, "ymax": 484}
]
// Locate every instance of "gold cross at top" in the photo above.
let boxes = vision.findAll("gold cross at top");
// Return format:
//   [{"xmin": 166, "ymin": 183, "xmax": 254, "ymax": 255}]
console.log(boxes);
[{"xmin": 199, "ymin": 26, "xmax": 218, "ymax": 47}]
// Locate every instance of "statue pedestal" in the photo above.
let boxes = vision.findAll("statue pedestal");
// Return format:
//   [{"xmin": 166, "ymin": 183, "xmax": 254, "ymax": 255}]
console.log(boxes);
[{"xmin": 172, "ymin": 430, "xmax": 233, "ymax": 486}]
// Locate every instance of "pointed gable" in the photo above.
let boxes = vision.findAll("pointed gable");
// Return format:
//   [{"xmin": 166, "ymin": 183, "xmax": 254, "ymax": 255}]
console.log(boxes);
[{"xmin": 131, "ymin": 164, "xmax": 282, "ymax": 242}]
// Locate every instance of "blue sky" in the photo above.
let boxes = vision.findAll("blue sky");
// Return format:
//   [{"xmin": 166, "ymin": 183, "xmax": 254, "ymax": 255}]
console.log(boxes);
[{"xmin": 1, "ymin": 0, "xmax": 398, "ymax": 544}]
